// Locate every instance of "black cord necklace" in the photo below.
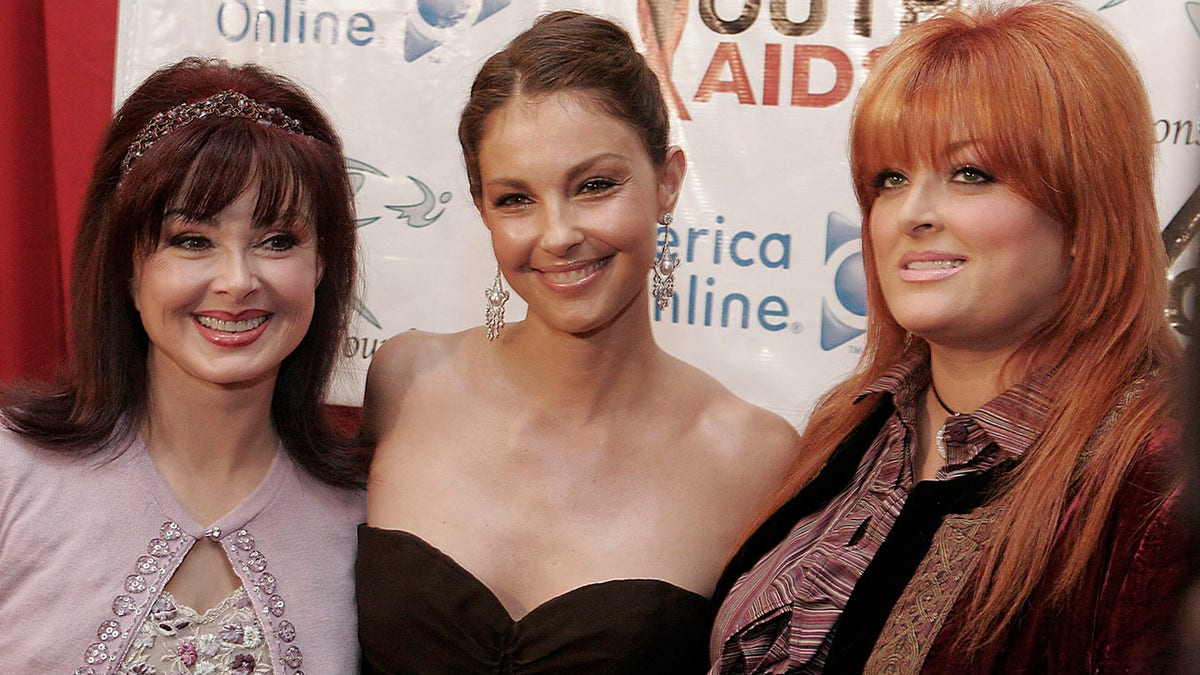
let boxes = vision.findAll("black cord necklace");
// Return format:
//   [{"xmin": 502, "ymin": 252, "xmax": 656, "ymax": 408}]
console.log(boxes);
[
  {"xmin": 929, "ymin": 381, "xmax": 959, "ymax": 460},
  {"xmin": 930, "ymin": 380, "xmax": 959, "ymax": 416}
]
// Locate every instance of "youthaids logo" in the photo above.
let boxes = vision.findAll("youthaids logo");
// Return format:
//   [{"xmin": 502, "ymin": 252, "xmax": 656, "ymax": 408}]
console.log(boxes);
[{"xmin": 636, "ymin": 0, "xmax": 963, "ymax": 118}]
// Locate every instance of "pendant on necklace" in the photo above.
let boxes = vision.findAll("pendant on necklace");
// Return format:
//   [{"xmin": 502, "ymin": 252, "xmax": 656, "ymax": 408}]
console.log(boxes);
[{"xmin": 935, "ymin": 424, "xmax": 949, "ymax": 460}]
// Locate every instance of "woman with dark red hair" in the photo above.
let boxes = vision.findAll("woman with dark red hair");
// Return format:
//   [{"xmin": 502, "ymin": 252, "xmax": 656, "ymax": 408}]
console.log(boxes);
[{"xmin": 0, "ymin": 58, "xmax": 365, "ymax": 673}]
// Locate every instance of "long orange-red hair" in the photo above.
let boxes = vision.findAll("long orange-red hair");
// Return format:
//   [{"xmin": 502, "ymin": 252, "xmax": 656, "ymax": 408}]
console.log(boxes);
[{"xmin": 776, "ymin": 0, "xmax": 1180, "ymax": 649}]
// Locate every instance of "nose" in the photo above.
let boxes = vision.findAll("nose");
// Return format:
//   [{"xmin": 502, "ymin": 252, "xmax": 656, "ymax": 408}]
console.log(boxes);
[
  {"xmin": 213, "ymin": 250, "xmax": 261, "ymax": 299},
  {"xmin": 537, "ymin": 202, "xmax": 586, "ymax": 256},
  {"xmin": 893, "ymin": 177, "xmax": 943, "ymax": 236}
]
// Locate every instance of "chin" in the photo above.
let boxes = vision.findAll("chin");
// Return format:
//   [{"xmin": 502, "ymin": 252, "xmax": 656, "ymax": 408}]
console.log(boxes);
[
  {"xmin": 204, "ymin": 364, "xmax": 279, "ymax": 389},
  {"xmin": 893, "ymin": 316, "xmax": 950, "ymax": 339}
]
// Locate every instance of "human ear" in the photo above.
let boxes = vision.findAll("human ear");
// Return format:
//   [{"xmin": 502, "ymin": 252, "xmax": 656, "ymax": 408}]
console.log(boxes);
[{"xmin": 658, "ymin": 146, "xmax": 687, "ymax": 214}]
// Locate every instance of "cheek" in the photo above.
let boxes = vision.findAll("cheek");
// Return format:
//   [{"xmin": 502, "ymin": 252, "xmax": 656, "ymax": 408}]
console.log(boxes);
[
  {"xmin": 977, "ymin": 208, "xmax": 1063, "ymax": 263},
  {"xmin": 609, "ymin": 217, "xmax": 656, "ymax": 257},
  {"xmin": 602, "ymin": 200, "xmax": 658, "ymax": 251},
  {"xmin": 865, "ymin": 218, "xmax": 893, "ymax": 269},
  {"xmin": 281, "ymin": 256, "xmax": 323, "ymax": 299},
  {"xmin": 487, "ymin": 222, "xmax": 535, "ymax": 262},
  {"xmin": 131, "ymin": 259, "xmax": 183, "ymax": 314}
]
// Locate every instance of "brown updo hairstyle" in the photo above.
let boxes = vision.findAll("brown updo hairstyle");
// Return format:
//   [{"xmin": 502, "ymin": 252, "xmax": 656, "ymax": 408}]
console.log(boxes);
[{"xmin": 457, "ymin": 10, "xmax": 671, "ymax": 201}]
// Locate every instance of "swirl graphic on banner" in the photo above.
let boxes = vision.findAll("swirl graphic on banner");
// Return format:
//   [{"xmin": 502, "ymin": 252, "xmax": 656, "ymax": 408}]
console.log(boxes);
[
  {"xmin": 638, "ymin": 0, "xmax": 692, "ymax": 120},
  {"xmin": 345, "ymin": 159, "xmax": 459, "ymax": 329},
  {"xmin": 347, "ymin": 158, "xmax": 388, "ymax": 227},
  {"xmin": 385, "ymin": 177, "xmax": 452, "ymax": 228}
]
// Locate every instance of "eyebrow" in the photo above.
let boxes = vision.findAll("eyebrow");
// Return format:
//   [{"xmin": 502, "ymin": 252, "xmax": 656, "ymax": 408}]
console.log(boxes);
[
  {"xmin": 162, "ymin": 209, "xmax": 215, "ymax": 226},
  {"xmin": 161, "ymin": 208, "xmax": 311, "ymax": 229},
  {"xmin": 482, "ymin": 152, "xmax": 631, "ymax": 192},
  {"xmin": 564, "ymin": 152, "xmax": 628, "ymax": 183},
  {"xmin": 943, "ymin": 139, "xmax": 981, "ymax": 155}
]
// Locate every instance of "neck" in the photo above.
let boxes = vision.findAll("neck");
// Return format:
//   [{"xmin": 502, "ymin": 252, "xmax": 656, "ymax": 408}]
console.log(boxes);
[
  {"xmin": 142, "ymin": 358, "xmax": 279, "ymax": 524},
  {"xmin": 926, "ymin": 344, "xmax": 1022, "ymax": 414},
  {"xmin": 500, "ymin": 305, "xmax": 664, "ymax": 421}
]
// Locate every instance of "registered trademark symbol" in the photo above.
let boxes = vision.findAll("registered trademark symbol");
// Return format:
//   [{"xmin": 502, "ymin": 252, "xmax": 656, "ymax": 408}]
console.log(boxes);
[{"xmin": 790, "ymin": 322, "xmax": 803, "ymax": 334}]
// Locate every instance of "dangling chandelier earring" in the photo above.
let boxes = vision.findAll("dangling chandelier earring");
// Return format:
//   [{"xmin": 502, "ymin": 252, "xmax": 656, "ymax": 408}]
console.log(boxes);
[
  {"xmin": 652, "ymin": 213, "xmax": 679, "ymax": 310},
  {"xmin": 484, "ymin": 267, "xmax": 509, "ymax": 341}
]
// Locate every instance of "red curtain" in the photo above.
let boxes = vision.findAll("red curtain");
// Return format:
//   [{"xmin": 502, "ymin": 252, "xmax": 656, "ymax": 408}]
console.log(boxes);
[{"xmin": 0, "ymin": 0, "xmax": 118, "ymax": 385}]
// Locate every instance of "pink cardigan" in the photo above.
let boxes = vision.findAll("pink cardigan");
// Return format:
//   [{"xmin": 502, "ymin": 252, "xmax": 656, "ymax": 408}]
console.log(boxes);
[{"xmin": 0, "ymin": 429, "xmax": 366, "ymax": 674}]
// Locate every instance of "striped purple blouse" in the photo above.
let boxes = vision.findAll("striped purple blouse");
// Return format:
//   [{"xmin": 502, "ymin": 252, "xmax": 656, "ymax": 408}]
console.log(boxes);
[{"xmin": 709, "ymin": 354, "xmax": 1051, "ymax": 673}]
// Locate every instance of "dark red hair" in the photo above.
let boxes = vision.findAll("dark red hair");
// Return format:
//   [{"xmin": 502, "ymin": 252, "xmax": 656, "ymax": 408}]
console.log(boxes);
[{"xmin": 2, "ymin": 57, "xmax": 364, "ymax": 488}]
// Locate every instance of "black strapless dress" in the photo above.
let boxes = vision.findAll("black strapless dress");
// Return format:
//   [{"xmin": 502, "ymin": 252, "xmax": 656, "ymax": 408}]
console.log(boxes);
[{"xmin": 356, "ymin": 525, "xmax": 711, "ymax": 674}]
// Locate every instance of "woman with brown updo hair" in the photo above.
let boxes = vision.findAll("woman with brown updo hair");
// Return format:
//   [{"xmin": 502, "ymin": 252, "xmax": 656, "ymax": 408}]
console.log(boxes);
[
  {"xmin": 710, "ymin": 1, "xmax": 1189, "ymax": 672},
  {"xmin": 356, "ymin": 11, "xmax": 797, "ymax": 673}
]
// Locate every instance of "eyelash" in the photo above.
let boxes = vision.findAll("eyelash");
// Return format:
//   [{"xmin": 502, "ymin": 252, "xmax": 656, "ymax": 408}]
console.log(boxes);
[
  {"xmin": 492, "ymin": 194, "xmax": 530, "ymax": 208},
  {"xmin": 163, "ymin": 231, "xmax": 302, "ymax": 252},
  {"xmin": 259, "ymin": 233, "xmax": 300, "ymax": 251},
  {"xmin": 579, "ymin": 177, "xmax": 618, "ymax": 194},
  {"xmin": 953, "ymin": 165, "xmax": 994, "ymax": 183},
  {"xmin": 872, "ymin": 171, "xmax": 906, "ymax": 190},
  {"xmin": 489, "ymin": 176, "xmax": 621, "ymax": 208},
  {"xmin": 871, "ymin": 165, "xmax": 996, "ymax": 190},
  {"xmin": 166, "ymin": 234, "xmax": 212, "ymax": 251}
]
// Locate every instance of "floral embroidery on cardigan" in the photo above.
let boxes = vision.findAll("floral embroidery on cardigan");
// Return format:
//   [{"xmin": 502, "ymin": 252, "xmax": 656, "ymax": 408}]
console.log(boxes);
[
  {"xmin": 117, "ymin": 587, "xmax": 272, "ymax": 674},
  {"xmin": 75, "ymin": 522, "xmax": 191, "ymax": 675},
  {"xmin": 75, "ymin": 524, "xmax": 306, "ymax": 675},
  {"xmin": 223, "ymin": 528, "xmax": 305, "ymax": 673}
]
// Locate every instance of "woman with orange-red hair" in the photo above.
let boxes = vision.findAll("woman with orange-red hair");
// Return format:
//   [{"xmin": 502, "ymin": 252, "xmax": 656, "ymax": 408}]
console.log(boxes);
[{"xmin": 710, "ymin": 1, "xmax": 1189, "ymax": 671}]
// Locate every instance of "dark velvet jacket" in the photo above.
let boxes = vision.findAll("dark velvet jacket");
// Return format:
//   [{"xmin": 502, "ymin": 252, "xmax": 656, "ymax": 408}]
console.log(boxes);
[{"xmin": 712, "ymin": 401, "xmax": 1189, "ymax": 673}]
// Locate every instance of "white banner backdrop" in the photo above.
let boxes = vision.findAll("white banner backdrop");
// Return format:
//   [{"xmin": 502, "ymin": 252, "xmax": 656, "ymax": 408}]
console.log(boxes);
[{"xmin": 115, "ymin": 0, "xmax": 1200, "ymax": 422}]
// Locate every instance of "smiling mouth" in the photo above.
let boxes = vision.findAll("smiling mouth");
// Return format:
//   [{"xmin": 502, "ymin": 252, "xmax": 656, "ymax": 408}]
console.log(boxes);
[
  {"xmin": 905, "ymin": 260, "xmax": 964, "ymax": 270},
  {"xmin": 196, "ymin": 315, "xmax": 270, "ymax": 333},
  {"xmin": 538, "ymin": 257, "xmax": 611, "ymax": 285}
]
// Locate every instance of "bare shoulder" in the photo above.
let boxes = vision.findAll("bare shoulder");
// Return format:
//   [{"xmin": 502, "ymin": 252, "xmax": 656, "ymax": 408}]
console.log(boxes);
[
  {"xmin": 668, "ymin": 360, "xmax": 799, "ymax": 489},
  {"xmin": 360, "ymin": 328, "xmax": 476, "ymax": 442},
  {"xmin": 365, "ymin": 329, "xmax": 458, "ymax": 381}
]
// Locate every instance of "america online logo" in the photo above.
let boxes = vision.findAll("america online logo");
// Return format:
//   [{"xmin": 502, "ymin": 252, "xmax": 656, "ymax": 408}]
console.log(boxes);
[
  {"xmin": 214, "ymin": 0, "xmax": 512, "ymax": 54},
  {"xmin": 217, "ymin": 1, "xmax": 378, "ymax": 46},
  {"xmin": 821, "ymin": 211, "xmax": 866, "ymax": 350},
  {"xmin": 405, "ymin": 0, "xmax": 511, "ymax": 61},
  {"xmin": 652, "ymin": 215, "xmax": 796, "ymax": 331}
]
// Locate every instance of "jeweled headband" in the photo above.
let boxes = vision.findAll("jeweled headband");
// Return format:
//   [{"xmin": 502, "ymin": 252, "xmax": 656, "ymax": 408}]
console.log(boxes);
[{"xmin": 119, "ymin": 90, "xmax": 306, "ymax": 174}]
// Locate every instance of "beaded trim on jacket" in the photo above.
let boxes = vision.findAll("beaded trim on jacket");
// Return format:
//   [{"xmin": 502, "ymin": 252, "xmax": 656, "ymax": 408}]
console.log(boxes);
[{"xmin": 120, "ymin": 90, "xmax": 305, "ymax": 174}]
